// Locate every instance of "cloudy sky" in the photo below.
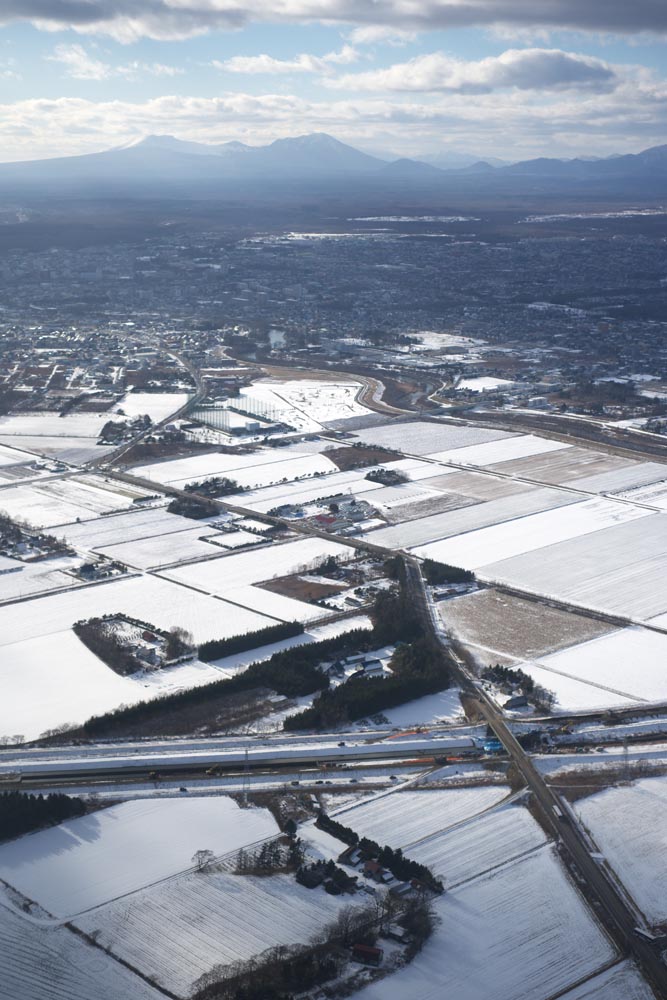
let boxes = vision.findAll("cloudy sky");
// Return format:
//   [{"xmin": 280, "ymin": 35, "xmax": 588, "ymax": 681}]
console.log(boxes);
[{"xmin": 0, "ymin": 1, "xmax": 666, "ymax": 162}]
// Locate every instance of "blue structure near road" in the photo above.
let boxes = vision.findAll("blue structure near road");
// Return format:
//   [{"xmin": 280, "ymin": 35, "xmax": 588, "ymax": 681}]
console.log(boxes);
[{"xmin": 483, "ymin": 737, "xmax": 505, "ymax": 755}]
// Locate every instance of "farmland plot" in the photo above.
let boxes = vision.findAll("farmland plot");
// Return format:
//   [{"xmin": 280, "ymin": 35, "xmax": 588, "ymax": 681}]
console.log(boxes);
[
  {"xmin": 498, "ymin": 661, "xmax": 637, "ymax": 713},
  {"xmin": 560, "ymin": 961, "xmax": 655, "ymax": 1000},
  {"xmin": 0, "ymin": 629, "xmax": 226, "ymax": 741},
  {"xmin": 352, "ymin": 420, "xmax": 513, "ymax": 455},
  {"xmin": 0, "ymin": 797, "xmax": 278, "ymax": 917},
  {"xmin": 491, "ymin": 446, "xmax": 634, "ymax": 485},
  {"xmin": 0, "ymin": 903, "xmax": 163, "ymax": 1000},
  {"xmin": 132, "ymin": 447, "xmax": 336, "ymax": 489},
  {"xmin": 0, "ymin": 435, "xmax": 113, "ymax": 465},
  {"xmin": 479, "ymin": 513, "xmax": 667, "ymax": 621},
  {"xmin": 163, "ymin": 537, "xmax": 350, "ymax": 594},
  {"xmin": 0, "ymin": 412, "xmax": 109, "ymax": 439},
  {"xmin": 428, "ymin": 434, "xmax": 569, "ymax": 468},
  {"xmin": 0, "ymin": 574, "xmax": 273, "ymax": 648},
  {"xmin": 570, "ymin": 462, "xmax": 667, "ymax": 497},
  {"xmin": 414, "ymin": 497, "xmax": 650, "ymax": 571},
  {"xmin": 618, "ymin": 477, "xmax": 667, "ymax": 510},
  {"xmin": 0, "ymin": 554, "xmax": 84, "ymax": 603},
  {"xmin": 0, "ymin": 475, "xmax": 155, "ymax": 529},
  {"xmin": 535, "ymin": 627, "xmax": 667, "ymax": 704},
  {"xmin": 328, "ymin": 787, "xmax": 509, "ymax": 847},
  {"xmin": 354, "ymin": 846, "xmax": 614, "ymax": 1000},
  {"xmin": 97, "ymin": 527, "xmax": 242, "ymax": 569},
  {"xmin": 410, "ymin": 803, "xmax": 547, "ymax": 887},
  {"xmin": 441, "ymin": 589, "xmax": 614, "ymax": 661},
  {"xmin": 75, "ymin": 871, "xmax": 355, "ymax": 997},
  {"xmin": 56, "ymin": 505, "xmax": 212, "ymax": 552},
  {"xmin": 368, "ymin": 486, "xmax": 579, "ymax": 550},
  {"xmin": 228, "ymin": 584, "xmax": 331, "ymax": 623},
  {"xmin": 112, "ymin": 391, "xmax": 189, "ymax": 422},
  {"xmin": 577, "ymin": 776, "xmax": 667, "ymax": 924}
]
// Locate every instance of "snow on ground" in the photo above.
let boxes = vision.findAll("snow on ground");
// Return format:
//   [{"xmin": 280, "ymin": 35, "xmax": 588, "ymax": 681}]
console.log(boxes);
[
  {"xmin": 56, "ymin": 505, "xmax": 209, "ymax": 552},
  {"xmin": 326, "ymin": 787, "xmax": 509, "ymax": 848},
  {"xmin": 559, "ymin": 961, "xmax": 655, "ymax": 1000},
  {"xmin": 618, "ymin": 478, "xmax": 667, "ymax": 510},
  {"xmin": 457, "ymin": 376, "xmax": 514, "ymax": 392},
  {"xmin": 0, "ymin": 475, "xmax": 155, "ymax": 529},
  {"xmin": 577, "ymin": 776, "xmax": 667, "ymax": 924},
  {"xmin": 536, "ymin": 742, "xmax": 667, "ymax": 779},
  {"xmin": 0, "ymin": 435, "xmax": 112, "ymax": 465},
  {"xmin": 132, "ymin": 447, "xmax": 337, "ymax": 490},
  {"xmin": 427, "ymin": 434, "xmax": 569, "ymax": 468},
  {"xmin": 0, "ymin": 574, "xmax": 272, "ymax": 648},
  {"xmin": 410, "ymin": 802, "xmax": 547, "ymax": 887},
  {"xmin": 208, "ymin": 614, "xmax": 372, "ymax": 674},
  {"xmin": 380, "ymin": 485, "xmax": 578, "ymax": 552},
  {"xmin": 225, "ymin": 468, "xmax": 383, "ymax": 513},
  {"xmin": 478, "ymin": 512, "xmax": 667, "ymax": 622},
  {"xmin": 0, "ymin": 412, "xmax": 109, "ymax": 439},
  {"xmin": 533, "ymin": 627, "xmax": 667, "ymax": 704},
  {"xmin": 75, "ymin": 869, "xmax": 355, "ymax": 997},
  {"xmin": 0, "ymin": 442, "xmax": 45, "ymax": 466},
  {"xmin": 163, "ymin": 537, "xmax": 350, "ymax": 594},
  {"xmin": 569, "ymin": 463, "xmax": 667, "ymax": 496},
  {"xmin": 0, "ymin": 797, "xmax": 278, "ymax": 918},
  {"xmin": 352, "ymin": 420, "xmax": 513, "ymax": 456},
  {"xmin": 376, "ymin": 689, "xmax": 464, "ymax": 728},
  {"xmin": 415, "ymin": 497, "xmax": 650, "ymax": 572},
  {"xmin": 240, "ymin": 379, "xmax": 369, "ymax": 431},
  {"xmin": 0, "ymin": 630, "xmax": 226, "ymax": 741},
  {"xmin": 512, "ymin": 661, "xmax": 637, "ymax": 713},
  {"xmin": 0, "ymin": 900, "xmax": 163, "ymax": 1000},
  {"xmin": 225, "ymin": 584, "xmax": 331, "ymax": 623},
  {"xmin": 354, "ymin": 845, "xmax": 615, "ymax": 1000},
  {"xmin": 112, "ymin": 391, "xmax": 189, "ymax": 422},
  {"xmin": 0, "ymin": 554, "xmax": 83, "ymax": 603},
  {"xmin": 96, "ymin": 526, "xmax": 238, "ymax": 569}
]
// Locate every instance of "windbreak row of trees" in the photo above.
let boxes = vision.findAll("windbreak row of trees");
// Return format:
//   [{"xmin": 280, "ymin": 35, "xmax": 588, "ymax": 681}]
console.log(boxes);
[
  {"xmin": 79, "ymin": 627, "xmax": 373, "ymax": 737},
  {"xmin": 0, "ymin": 791, "xmax": 86, "ymax": 842},
  {"xmin": 198, "ymin": 622, "xmax": 304, "ymax": 662}
]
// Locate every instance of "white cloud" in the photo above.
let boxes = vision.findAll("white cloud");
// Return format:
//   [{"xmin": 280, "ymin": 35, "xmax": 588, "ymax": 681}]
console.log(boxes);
[
  {"xmin": 347, "ymin": 26, "xmax": 417, "ymax": 46},
  {"xmin": 47, "ymin": 44, "xmax": 183, "ymax": 80},
  {"xmin": 47, "ymin": 43, "xmax": 112, "ymax": 80},
  {"xmin": 330, "ymin": 48, "xmax": 618, "ymax": 94},
  {"xmin": 1, "ymin": 73, "xmax": 666, "ymax": 164},
  {"xmin": 214, "ymin": 45, "xmax": 358, "ymax": 75},
  {"xmin": 4, "ymin": 1, "xmax": 667, "ymax": 43}
]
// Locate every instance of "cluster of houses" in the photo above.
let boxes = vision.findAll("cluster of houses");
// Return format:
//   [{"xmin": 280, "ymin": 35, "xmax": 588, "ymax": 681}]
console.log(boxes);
[
  {"xmin": 324, "ymin": 651, "xmax": 390, "ymax": 682},
  {"xmin": 337, "ymin": 845, "xmax": 421, "ymax": 900}
]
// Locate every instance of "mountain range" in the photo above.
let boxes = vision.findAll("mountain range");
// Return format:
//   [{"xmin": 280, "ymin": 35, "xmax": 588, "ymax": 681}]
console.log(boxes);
[{"xmin": 1, "ymin": 132, "xmax": 666, "ymax": 197}]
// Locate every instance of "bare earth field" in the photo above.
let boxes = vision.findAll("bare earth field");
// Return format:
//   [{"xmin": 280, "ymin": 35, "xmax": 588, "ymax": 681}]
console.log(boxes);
[
  {"xmin": 491, "ymin": 447, "xmax": 634, "ymax": 485},
  {"xmin": 441, "ymin": 589, "xmax": 615, "ymax": 660}
]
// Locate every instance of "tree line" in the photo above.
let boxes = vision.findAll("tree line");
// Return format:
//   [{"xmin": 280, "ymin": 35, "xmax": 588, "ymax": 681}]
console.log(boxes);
[
  {"xmin": 198, "ymin": 621, "xmax": 304, "ymax": 662},
  {"xmin": 0, "ymin": 791, "xmax": 86, "ymax": 842}
]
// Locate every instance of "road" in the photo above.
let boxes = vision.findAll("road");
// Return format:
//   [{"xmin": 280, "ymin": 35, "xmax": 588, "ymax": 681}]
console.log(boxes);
[{"xmin": 403, "ymin": 554, "xmax": 667, "ymax": 999}]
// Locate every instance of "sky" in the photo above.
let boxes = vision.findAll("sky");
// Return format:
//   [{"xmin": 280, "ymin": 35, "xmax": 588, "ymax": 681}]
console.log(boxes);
[{"xmin": 0, "ymin": 1, "xmax": 666, "ymax": 163}]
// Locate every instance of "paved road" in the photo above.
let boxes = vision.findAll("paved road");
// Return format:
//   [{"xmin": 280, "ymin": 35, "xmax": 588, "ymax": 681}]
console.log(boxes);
[{"xmin": 404, "ymin": 554, "xmax": 667, "ymax": 999}]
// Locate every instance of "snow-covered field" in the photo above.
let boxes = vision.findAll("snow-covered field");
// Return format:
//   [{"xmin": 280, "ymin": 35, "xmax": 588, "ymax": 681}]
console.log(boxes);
[
  {"xmin": 479, "ymin": 512, "xmax": 667, "ymax": 621},
  {"xmin": 0, "ymin": 901, "xmax": 163, "ymax": 1000},
  {"xmin": 239, "ymin": 379, "xmax": 369, "ymax": 430},
  {"xmin": 410, "ymin": 803, "xmax": 547, "ymax": 887},
  {"xmin": 0, "ymin": 797, "xmax": 278, "ymax": 917},
  {"xmin": 0, "ymin": 435, "xmax": 113, "ymax": 464},
  {"xmin": 225, "ymin": 468, "xmax": 383, "ymax": 513},
  {"xmin": 163, "ymin": 537, "xmax": 350, "ymax": 594},
  {"xmin": 560, "ymin": 962, "xmax": 655, "ymax": 1000},
  {"xmin": 570, "ymin": 462, "xmax": 667, "ymax": 496},
  {"xmin": 75, "ymin": 869, "xmax": 354, "ymax": 997},
  {"xmin": 112, "ymin": 391, "xmax": 189, "ymax": 422},
  {"xmin": 372, "ymin": 485, "xmax": 578, "ymax": 551},
  {"xmin": 132, "ymin": 446, "xmax": 337, "ymax": 490},
  {"xmin": 577, "ymin": 776, "xmax": 667, "ymax": 924},
  {"xmin": 95, "ymin": 526, "xmax": 236, "ymax": 569},
  {"xmin": 0, "ymin": 629, "xmax": 230, "ymax": 741},
  {"xmin": 427, "ymin": 434, "xmax": 569, "ymax": 468},
  {"xmin": 511, "ymin": 661, "xmax": 637, "ymax": 712},
  {"xmin": 55, "ymin": 505, "xmax": 208, "ymax": 552},
  {"xmin": 0, "ymin": 573, "xmax": 272, "ymax": 648},
  {"xmin": 0, "ymin": 412, "xmax": 109, "ymax": 439},
  {"xmin": 414, "ymin": 497, "xmax": 650, "ymax": 571},
  {"xmin": 533, "ymin": 627, "xmax": 667, "ymax": 704},
  {"xmin": 327, "ymin": 787, "xmax": 509, "ymax": 848},
  {"xmin": 353, "ymin": 420, "xmax": 513, "ymax": 455},
  {"xmin": 0, "ymin": 475, "xmax": 155, "ymax": 528},
  {"xmin": 376, "ymin": 689, "xmax": 464, "ymax": 727},
  {"xmin": 354, "ymin": 845, "xmax": 615, "ymax": 1000},
  {"xmin": 457, "ymin": 376, "xmax": 514, "ymax": 392},
  {"xmin": 618, "ymin": 477, "xmax": 667, "ymax": 510},
  {"xmin": 0, "ymin": 554, "xmax": 83, "ymax": 603}
]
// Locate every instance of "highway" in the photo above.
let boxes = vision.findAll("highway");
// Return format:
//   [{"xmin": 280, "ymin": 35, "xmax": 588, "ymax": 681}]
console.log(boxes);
[{"xmin": 403, "ymin": 554, "xmax": 667, "ymax": 999}]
